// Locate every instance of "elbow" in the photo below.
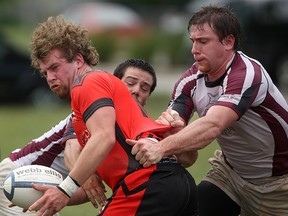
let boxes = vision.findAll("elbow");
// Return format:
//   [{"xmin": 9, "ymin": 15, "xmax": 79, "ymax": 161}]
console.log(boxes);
[
  {"xmin": 96, "ymin": 132, "xmax": 116, "ymax": 150},
  {"xmin": 177, "ymin": 150, "xmax": 198, "ymax": 168},
  {"xmin": 104, "ymin": 132, "xmax": 115, "ymax": 146},
  {"xmin": 209, "ymin": 120, "xmax": 225, "ymax": 139}
]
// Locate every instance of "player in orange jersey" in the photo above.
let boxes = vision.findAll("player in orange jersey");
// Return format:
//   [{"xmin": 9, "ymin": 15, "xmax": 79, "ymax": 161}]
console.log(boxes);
[{"xmin": 28, "ymin": 16, "xmax": 198, "ymax": 216}]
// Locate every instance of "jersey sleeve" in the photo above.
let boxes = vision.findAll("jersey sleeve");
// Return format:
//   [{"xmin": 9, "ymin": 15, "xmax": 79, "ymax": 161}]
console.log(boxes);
[
  {"xmin": 215, "ymin": 57, "xmax": 263, "ymax": 118},
  {"xmin": 169, "ymin": 65, "xmax": 198, "ymax": 124},
  {"xmin": 72, "ymin": 72, "xmax": 115, "ymax": 122}
]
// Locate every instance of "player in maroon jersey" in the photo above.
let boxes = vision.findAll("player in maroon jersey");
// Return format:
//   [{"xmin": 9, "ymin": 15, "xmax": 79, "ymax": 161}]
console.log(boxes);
[{"xmin": 129, "ymin": 5, "xmax": 288, "ymax": 216}]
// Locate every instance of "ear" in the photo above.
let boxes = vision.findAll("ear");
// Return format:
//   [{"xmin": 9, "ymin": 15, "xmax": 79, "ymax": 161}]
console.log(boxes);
[
  {"xmin": 74, "ymin": 53, "xmax": 85, "ymax": 68},
  {"xmin": 223, "ymin": 34, "xmax": 235, "ymax": 50}
]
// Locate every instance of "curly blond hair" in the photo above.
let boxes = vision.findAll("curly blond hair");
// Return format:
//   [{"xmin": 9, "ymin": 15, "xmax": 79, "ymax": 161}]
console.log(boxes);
[{"xmin": 30, "ymin": 15, "xmax": 99, "ymax": 71}]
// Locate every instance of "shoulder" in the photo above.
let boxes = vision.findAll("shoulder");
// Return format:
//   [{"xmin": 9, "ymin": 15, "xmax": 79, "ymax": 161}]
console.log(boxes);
[
  {"xmin": 232, "ymin": 52, "xmax": 263, "ymax": 73},
  {"xmin": 229, "ymin": 52, "xmax": 263, "ymax": 85},
  {"xmin": 73, "ymin": 70, "xmax": 110, "ymax": 86}
]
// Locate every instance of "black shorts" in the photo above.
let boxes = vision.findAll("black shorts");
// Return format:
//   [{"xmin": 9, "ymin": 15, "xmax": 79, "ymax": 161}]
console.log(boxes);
[{"xmin": 98, "ymin": 159, "xmax": 198, "ymax": 216}]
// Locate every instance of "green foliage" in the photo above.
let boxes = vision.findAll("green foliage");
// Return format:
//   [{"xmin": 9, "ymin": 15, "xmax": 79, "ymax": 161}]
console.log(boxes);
[
  {"xmin": 91, "ymin": 34, "xmax": 118, "ymax": 62},
  {"xmin": 107, "ymin": 0, "xmax": 191, "ymax": 7},
  {"xmin": 125, "ymin": 31, "xmax": 191, "ymax": 66},
  {"xmin": 125, "ymin": 35, "xmax": 158, "ymax": 62},
  {"xmin": 161, "ymin": 33, "xmax": 190, "ymax": 65},
  {"xmin": 89, "ymin": 27, "xmax": 191, "ymax": 66}
]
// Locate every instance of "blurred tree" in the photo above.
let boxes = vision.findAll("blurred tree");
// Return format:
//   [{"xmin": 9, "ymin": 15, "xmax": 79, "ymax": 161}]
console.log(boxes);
[
  {"xmin": 110, "ymin": 0, "xmax": 191, "ymax": 6},
  {"xmin": 0, "ymin": 0, "xmax": 20, "ymax": 24}
]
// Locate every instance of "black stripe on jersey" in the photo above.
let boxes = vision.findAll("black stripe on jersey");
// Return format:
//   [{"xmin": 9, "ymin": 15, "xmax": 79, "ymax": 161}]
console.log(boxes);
[
  {"xmin": 170, "ymin": 94, "xmax": 191, "ymax": 124},
  {"xmin": 73, "ymin": 71, "xmax": 94, "ymax": 87},
  {"xmin": 233, "ymin": 83, "xmax": 261, "ymax": 116},
  {"xmin": 115, "ymin": 123, "xmax": 142, "ymax": 176},
  {"xmin": 83, "ymin": 98, "xmax": 114, "ymax": 123}
]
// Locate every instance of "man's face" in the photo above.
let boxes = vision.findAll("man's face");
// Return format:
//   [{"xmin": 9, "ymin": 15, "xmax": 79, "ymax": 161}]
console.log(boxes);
[
  {"xmin": 38, "ymin": 49, "xmax": 77, "ymax": 100},
  {"xmin": 121, "ymin": 67, "xmax": 153, "ymax": 106},
  {"xmin": 190, "ymin": 23, "xmax": 232, "ymax": 79}
]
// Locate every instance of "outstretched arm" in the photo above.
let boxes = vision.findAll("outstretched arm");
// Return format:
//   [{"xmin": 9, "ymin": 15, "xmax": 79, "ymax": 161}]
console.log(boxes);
[
  {"xmin": 129, "ymin": 106, "xmax": 238, "ymax": 167},
  {"xmin": 156, "ymin": 108, "xmax": 198, "ymax": 167}
]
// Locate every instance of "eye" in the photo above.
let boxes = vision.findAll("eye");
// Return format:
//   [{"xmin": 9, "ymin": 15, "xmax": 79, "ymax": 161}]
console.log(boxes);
[
  {"xmin": 199, "ymin": 39, "xmax": 207, "ymax": 44},
  {"xmin": 124, "ymin": 77, "xmax": 137, "ymax": 87},
  {"xmin": 125, "ymin": 81, "xmax": 134, "ymax": 87},
  {"xmin": 51, "ymin": 65, "xmax": 58, "ymax": 72},
  {"xmin": 141, "ymin": 85, "xmax": 150, "ymax": 93}
]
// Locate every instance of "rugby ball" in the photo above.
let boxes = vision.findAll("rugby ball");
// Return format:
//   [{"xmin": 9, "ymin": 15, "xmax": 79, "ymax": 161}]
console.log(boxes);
[{"xmin": 3, "ymin": 165, "xmax": 63, "ymax": 210}]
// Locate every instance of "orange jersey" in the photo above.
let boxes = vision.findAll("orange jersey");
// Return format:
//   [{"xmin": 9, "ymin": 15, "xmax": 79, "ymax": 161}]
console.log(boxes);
[{"xmin": 71, "ymin": 71, "xmax": 171, "ymax": 190}]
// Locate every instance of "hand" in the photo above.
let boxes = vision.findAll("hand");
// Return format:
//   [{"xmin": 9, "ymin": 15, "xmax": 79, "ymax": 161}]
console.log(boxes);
[
  {"xmin": 156, "ymin": 109, "xmax": 185, "ymax": 137},
  {"xmin": 156, "ymin": 109, "xmax": 184, "ymax": 128},
  {"xmin": 127, "ymin": 138, "xmax": 163, "ymax": 168},
  {"xmin": 82, "ymin": 173, "xmax": 107, "ymax": 208},
  {"xmin": 8, "ymin": 203, "xmax": 29, "ymax": 213},
  {"xmin": 29, "ymin": 184, "xmax": 69, "ymax": 216}
]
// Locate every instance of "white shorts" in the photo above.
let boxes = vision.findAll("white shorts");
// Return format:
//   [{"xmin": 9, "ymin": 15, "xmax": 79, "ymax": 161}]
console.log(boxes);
[
  {"xmin": 203, "ymin": 150, "xmax": 288, "ymax": 216},
  {"xmin": 0, "ymin": 157, "xmax": 60, "ymax": 216}
]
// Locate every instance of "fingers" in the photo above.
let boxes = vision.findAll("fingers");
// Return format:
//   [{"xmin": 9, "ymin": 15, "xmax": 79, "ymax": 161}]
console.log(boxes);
[
  {"xmin": 8, "ymin": 203, "xmax": 28, "ymax": 213},
  {"xmin": 168, "ymin": 109, "xmax": 180, "ymax": 120},
  {"xmin": 31, "ymin": 182, "xmax": 46, "ymax": 191},
  {"xmin": 126, "ymin": 139, "xmax": 138, "ymax": 149},
  {"xmin": 156, "ymin": 112, "xmax": 172, "ymax": 125},
  {"xmin": 94, "ymin": 174, "xmax": 106, "ymax": 190},
  {"xmin": 129, "ymin": 138, "xmax": 163, "ymax": 168},
  {"xmin": 86, "ymin": 188, "xmax": 106, "ymax": 208},
  {"xmin": 170, "ymin": 119, "xmax": 185, "ymax": 128},
  {"xmin": 156, "ymin": 109, "xmax": 184, "ymax": 128},
  {"xmin": 86, "ymin": 190, "xmax": 99, "ymax": 208},
  {"xmin": 134, "ymin": 146, "xmax": 145, "ymax": 161},
  {"xmin": 82, "ymin": 174, "xmax": 107, "ymax": 208},
  {"xmin": 40, "ymin": 209, "xmax": 55, "ymax": 216},
  {"xmin": 131, "ymin": 142, "xmax": 147, "ymax": 164},
  {"xmin": 128, "ymin": 139, "xmax": 140, "ymax": 155},
  {"xmin": 8, "ymin": 203, "xmax": 15, "ymax": 208},
  {"xmin": 131, "ymin": 142, "xmax": 158, "ymax": 167},
  {"xmin": 29, "ymin": 184, "xmax": 48, "ymax": 212},
  {"xmin": 167, "ymin": 109, "xmax": 185, "ymax": 127},
  {"xmin": 139, "ymin": 155, "xmax": 154, "ymax": 168},
  {"xmin": 29, "ymin": 197, "xmax": 45, "ymax": 214},
  {"xmin": 29, "ymin": 184, "xmax": 66, "ymax": 215}
]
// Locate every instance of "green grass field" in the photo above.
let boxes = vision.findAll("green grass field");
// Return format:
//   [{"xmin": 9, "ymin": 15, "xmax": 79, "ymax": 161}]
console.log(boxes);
[{"xmin": 0, "ymin": 94, "xmax": 219, "ymax": 215}]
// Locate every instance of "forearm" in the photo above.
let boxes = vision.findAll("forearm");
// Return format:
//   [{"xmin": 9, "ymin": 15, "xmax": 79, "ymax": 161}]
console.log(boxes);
[
  {"xmin": 64, "ymin": 139, "xmax": 82, "ymax": 170},
  {"xmin": 160, "ymin": 116, "xmax": 221, "ymax": 157},
  {"xmin": 68, "ymin": 188, "xmax": 88, "ymax": 205},
  {"xmin": 69, "ymin": 133, "xmax": 114, "ymax": 186}
]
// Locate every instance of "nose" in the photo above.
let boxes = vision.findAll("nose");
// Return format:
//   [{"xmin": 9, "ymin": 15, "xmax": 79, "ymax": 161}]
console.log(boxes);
[
  {"xmin": 46, "ymin": 71, "xmax": 56, "ymax": 83},
  {"xmin": 131, "ymin": 85, "xmax": 140, "ymax": 97},
  {"xmin": 191, "ymin": 43, "xmax": 196, "ymax": 55}
]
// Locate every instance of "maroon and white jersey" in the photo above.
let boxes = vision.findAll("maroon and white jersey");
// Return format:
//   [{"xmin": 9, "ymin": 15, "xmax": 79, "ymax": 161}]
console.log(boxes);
[
  {"xmin": 169, "ymin": 51, "xmax": 288, "ymax": 179},
  {"xmin": 8, "ymin": 115, "xmax": 72, "ymax": 178}
]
